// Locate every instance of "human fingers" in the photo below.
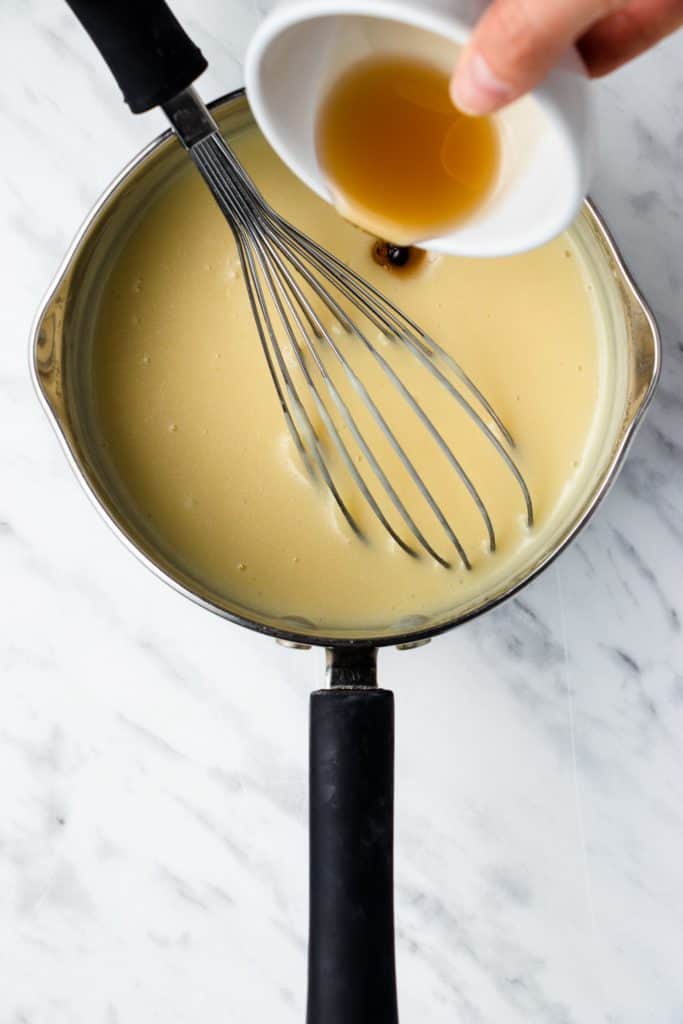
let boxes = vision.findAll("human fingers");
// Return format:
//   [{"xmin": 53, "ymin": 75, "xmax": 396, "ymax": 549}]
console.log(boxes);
[
  {"xmin": 578, "ymin": 0, "xmax": 683, "ymax": 76},
  {"xmin": 451, "ymin": 0, "xmax": 626, "ymax": 114}
]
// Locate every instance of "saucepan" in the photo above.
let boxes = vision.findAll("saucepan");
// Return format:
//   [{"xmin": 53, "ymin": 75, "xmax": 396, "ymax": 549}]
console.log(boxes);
[{"xmin": 31, "ymin": 90, "xmax": 659, "ymax": 1024}]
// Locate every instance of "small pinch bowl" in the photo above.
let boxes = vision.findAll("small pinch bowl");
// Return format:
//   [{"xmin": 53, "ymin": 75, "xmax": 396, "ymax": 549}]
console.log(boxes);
[{"xmin": 245, "ymin": 0, "xmax": 594, "ymax": 256}]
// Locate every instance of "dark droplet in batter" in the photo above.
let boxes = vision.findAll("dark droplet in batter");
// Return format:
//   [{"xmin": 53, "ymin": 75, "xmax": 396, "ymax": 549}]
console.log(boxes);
[{"xmin": 372, "ymin": 240, "xmax": 426, "ymax": 275}]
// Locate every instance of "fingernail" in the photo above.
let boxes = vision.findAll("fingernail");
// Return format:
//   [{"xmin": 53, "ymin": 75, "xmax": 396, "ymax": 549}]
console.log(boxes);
[{"xmin": 451, "ymin": 52, "xmax": 513, "ymax": 115}]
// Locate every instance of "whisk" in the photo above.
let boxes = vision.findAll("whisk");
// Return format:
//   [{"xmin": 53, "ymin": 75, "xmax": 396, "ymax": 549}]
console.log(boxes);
[{"xmin": 66, "ymin": 0, "xmax": 533, "ymax": 571}]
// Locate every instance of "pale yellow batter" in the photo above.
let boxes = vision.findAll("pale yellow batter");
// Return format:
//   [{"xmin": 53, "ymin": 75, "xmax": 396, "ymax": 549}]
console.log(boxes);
[{"xmin": 90, "ymin": 125, "xmax": 603, "ymax": 633}]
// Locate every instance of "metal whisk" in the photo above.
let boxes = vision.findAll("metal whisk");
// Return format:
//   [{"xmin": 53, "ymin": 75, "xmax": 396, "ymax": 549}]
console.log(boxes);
[
  {"xmin": 65, "ymin": 0, "xmax": 532, "ymax": 570},
  {"xmin": 164, "ymin": 88, "xmax": 533, "ymax": 570}
]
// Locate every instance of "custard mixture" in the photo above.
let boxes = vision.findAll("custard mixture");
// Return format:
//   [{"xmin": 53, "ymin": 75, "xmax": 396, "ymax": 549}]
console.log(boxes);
[{"xmin": 90, "ymin": 125, "xmax": 604, "ymax": 632}]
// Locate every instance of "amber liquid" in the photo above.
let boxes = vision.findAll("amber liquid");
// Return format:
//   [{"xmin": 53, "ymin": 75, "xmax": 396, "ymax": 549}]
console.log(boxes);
[{"xmin": 316, "ymin": 55, "xmax": 500, "ymax": 244}]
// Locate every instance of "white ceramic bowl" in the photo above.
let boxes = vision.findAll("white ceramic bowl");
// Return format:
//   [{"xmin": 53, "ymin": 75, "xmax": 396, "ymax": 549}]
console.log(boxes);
[{"xmin": 245, "ymin": 0, "xmax": 594, "ymax": 257}]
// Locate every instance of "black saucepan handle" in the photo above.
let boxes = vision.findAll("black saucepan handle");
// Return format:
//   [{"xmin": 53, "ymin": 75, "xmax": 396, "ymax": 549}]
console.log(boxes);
[
  {"xmin": 308, "ymin": 651, "xmax": 398, "ymax": 1024},
  {"xmin": 64, "ymin": 0, "xmax": 207, "ymax": 113}
]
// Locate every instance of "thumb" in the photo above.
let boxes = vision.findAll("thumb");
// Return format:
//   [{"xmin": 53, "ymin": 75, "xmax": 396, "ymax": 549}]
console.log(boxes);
[{"xmin": 451, "ymin": 0, "xmax": 625, "ymax": 114}]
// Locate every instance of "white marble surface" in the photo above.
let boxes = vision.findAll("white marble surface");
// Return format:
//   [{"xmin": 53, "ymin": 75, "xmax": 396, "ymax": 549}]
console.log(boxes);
[{"xmin": 1, "ymin": 2, "xmax": 683, "ymax": 1021}]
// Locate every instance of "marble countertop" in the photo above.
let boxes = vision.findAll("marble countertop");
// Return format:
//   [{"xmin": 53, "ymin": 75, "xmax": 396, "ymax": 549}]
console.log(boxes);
[{"xmin": 2, "ymin": 2, "xmax": 682, "ymax": 1021}]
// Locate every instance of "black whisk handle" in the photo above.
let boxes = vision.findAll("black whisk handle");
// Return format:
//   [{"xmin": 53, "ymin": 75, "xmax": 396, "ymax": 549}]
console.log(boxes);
[
  {"xmin": 64, "ymin": 0, "xmax": 207, "ymax": 113},
  {"xmin": 307, "ymin": 686, "xmax": 398, "ymax": 1024}
]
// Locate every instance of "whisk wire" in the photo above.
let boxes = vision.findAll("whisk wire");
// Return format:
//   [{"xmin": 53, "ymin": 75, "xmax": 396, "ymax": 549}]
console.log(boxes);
[
  {"xmin": 263, "ymin": 245, "xmax": 423, "ymax": 560},
  {"xmin": 196, "ymin": 142, "xmax": 366, "ymax": 537}
]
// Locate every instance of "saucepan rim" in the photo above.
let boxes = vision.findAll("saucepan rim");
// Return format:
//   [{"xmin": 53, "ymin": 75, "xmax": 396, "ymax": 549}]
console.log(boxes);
[{"xmin": 29, "ymin": 87, "xmax": 661, "ymax": 651}]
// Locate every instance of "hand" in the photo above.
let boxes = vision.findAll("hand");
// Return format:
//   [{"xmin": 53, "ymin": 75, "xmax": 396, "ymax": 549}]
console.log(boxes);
[{"xmin": 451, "ymin": 0, "xmax": 683, "ymax": 114}]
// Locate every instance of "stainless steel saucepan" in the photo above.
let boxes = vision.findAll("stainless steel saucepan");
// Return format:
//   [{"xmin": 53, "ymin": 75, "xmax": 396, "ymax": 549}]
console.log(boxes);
[{"xmin": 31, "ymin": 90, "xmax": 659, "ymax": 1024}]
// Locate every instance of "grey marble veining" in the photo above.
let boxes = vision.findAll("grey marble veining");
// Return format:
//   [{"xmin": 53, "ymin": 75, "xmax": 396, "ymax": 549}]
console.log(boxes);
[{"xmin": 1, "ymin": 1, "xmax": 682, "ymax": 1021}]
